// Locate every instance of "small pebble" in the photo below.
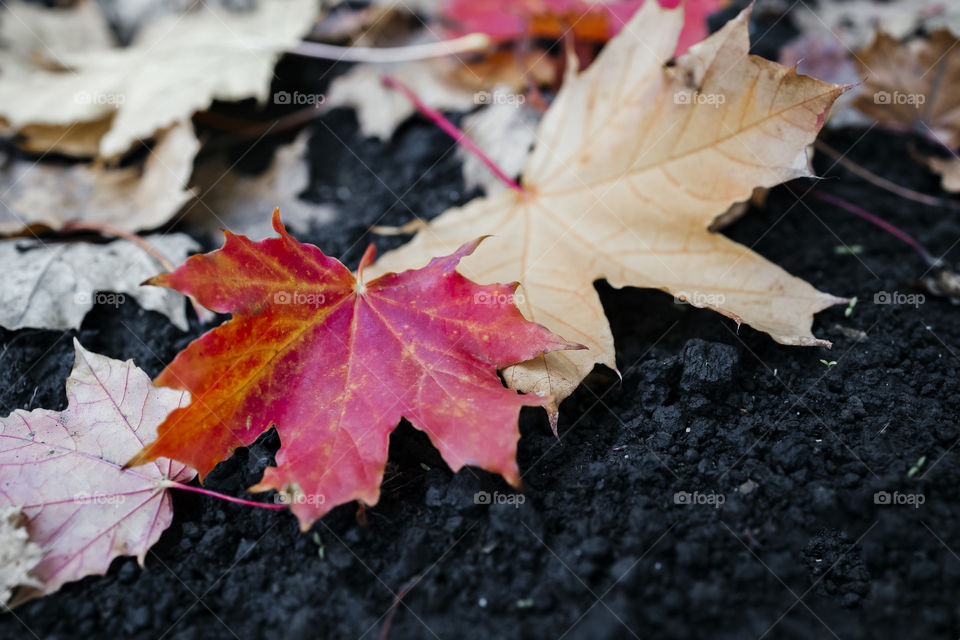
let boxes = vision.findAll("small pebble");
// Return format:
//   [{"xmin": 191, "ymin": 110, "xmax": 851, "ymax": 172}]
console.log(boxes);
[{"xmin": 739, "ymin": 479, "xmax": 758, "ymax": 495}]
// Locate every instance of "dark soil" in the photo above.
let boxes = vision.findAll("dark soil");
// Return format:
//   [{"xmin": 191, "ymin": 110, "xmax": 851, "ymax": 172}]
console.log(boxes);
[{"xmin": 3, "ymin": 10, "xmax": 960, "ymax": 640}]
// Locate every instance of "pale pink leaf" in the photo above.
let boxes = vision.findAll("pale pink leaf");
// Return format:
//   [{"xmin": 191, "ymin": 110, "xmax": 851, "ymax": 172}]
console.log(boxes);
[{"xmin": 0, "ymin": 339, "xmax": 194, "ymax": 605}]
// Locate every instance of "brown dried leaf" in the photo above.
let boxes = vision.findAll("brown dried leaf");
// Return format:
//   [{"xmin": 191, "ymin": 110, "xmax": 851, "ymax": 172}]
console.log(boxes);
[
  {"xmin": 853, "ymin": 30, "xmax": 960, "ymax": 148},
  {"xmin": 0, "ymin": 122, "xmax": 198, "ymax": 235}
]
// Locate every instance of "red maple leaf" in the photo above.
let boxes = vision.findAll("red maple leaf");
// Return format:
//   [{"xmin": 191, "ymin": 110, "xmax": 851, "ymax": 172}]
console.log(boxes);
[
  {"xmin": 127, "ymin": 209, "xmax": 580, "ymax": 529},
  {"xmin": 441, "ymin": 0, "xmax": 724, "ymax": 56}
]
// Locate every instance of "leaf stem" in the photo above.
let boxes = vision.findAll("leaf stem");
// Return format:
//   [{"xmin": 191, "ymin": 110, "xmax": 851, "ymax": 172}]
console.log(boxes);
[
  {"xmin": 62, "ymin": 222, "xmax": 176, "ymax": 271},
  {"xmin": 380, "ymin": 74, "xmax": 526, "ymax": 194},
  {"xmin": 287, "ymin": 33, "xmax": 490, "ymax": 63},
  {"xmin": 811, "ymin": 190, "xmax": 940, "ymax": 267},
  {"xmin": 160, "ymin": 480, "xmax": 286, "ymax": 511},
  {"xmin": 61, "ymin": 221, "xmax": 212, "ymax": 325},
  {"xmin": 815, "ymin": 140, "xmax": 958, "ymax": 210}
]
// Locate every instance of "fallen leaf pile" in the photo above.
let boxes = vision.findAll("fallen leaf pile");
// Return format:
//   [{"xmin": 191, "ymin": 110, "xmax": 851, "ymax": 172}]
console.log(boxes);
[
  {"xmin": 0, "ymin": 0, "xmax": 318, "ymax": 158},
  {"xmin": 0, "ymin": 0, "xmax": 326, "ymax": 337},
  {"xmin": 10, "ymin": 0, "xmax": 946, "ymax": 608},
  {"xmin": 126, "ymin": 210, "xmax": 578, "ymax": 528}
]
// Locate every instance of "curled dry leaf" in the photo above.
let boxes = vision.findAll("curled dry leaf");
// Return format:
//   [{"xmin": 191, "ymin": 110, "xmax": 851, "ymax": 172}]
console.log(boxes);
[
  {"xmin": 0, "ymin": 0, "xmax": 318, "ymax": 158},
  {"xmin": 127, "ymin": 210, "xmax": 579, "ymax": 529},
  {"xmin": 920, "ymin": 268, "xmax": 960, "ymax": 302},
  {"xmin": 0, "ymin": 233, "xmax": 200, "ymax": 331},
  {"xmin": 922, "ymin": 155, "xmax": 960, "ymax": 192},
  {"xmin": 0, "ymin": 121, "xmax": 198, "ymax": 235},
  {"xmin": 369, "ymin": 3, "xmax": 845, "ymax": 424},
  {"xmin": 0, "ymin": 507, "xmax": 44, "ymax": 606},
  {"xmin": 0, "ymin": 340, "xmax": 194, "ymax": 606},
  {"xmin": 853, "ymin": 30, "xmax": 960, "ymax": 148},
  {"xmin": 186, "ymin": 130, "xmax": 336, "ymax": 241}
]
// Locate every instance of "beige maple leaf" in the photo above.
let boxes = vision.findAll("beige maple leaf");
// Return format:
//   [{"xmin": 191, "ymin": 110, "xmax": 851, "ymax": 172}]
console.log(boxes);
[
  {"xmin": 853, "ymin": 30, "xmax": 960, "ymax": 148},
  {"xmin": 0, "ymin": 0, "xmax": 318, "ymax": 158},
  {"xmin": 368, "ymin": 3, "xmax": 846, "ymax": 425}
]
